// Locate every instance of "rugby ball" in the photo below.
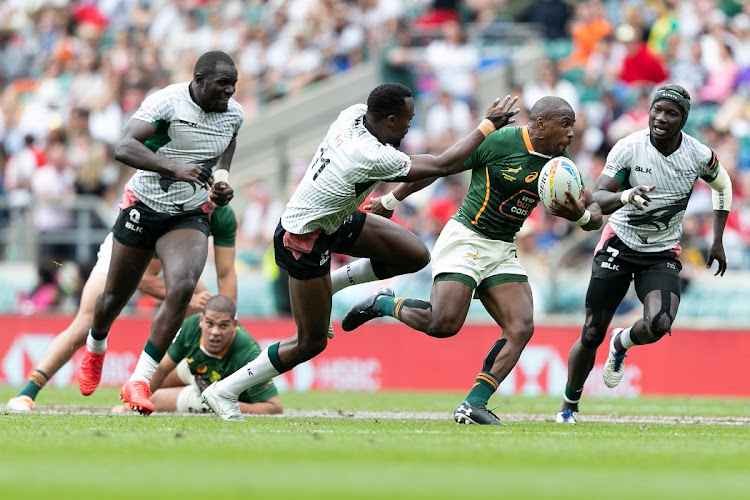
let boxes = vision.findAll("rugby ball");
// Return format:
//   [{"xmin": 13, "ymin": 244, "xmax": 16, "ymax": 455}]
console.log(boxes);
[{"xmin": 538, "ymin": 156, "xmax": 583, "ymax": 212}]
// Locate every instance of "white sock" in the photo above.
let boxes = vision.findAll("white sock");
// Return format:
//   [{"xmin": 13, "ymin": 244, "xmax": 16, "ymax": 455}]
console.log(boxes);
[
  {"xmin": 330, "ymin": 259, "xmax": 378, "ymax": 294},
  {"xmin": 214, "ymin": 348, "xmax": 280, "ymax": 397},
  {"xmin": 86, "ymin": 331, "xmax": 107, "ymax": 355},
  {"xmin": 129, "ymin": 351, "xmax": 160, "ymax": 383},
  {"xmin": 619, "ymin": 327, "xmax": 637, "ymax": 349}
]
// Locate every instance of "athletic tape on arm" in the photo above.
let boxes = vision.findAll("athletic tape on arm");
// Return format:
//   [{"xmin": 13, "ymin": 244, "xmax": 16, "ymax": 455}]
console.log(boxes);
[{"xmin": 708, "ymin": 165, "xmax": 732, "ymax": 210}]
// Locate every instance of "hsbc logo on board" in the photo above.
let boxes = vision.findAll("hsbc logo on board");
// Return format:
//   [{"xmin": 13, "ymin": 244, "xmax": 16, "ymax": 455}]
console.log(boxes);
[{"xmin": 498, "ymin": 345, "xmax": 642, "ymax": 397}]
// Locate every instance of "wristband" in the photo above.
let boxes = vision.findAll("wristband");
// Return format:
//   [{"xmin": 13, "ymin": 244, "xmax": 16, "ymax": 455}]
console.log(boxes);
[
  {"xmin": 214, "ymin": 169, "xmax": 229, "ymax": 184},
  {"xmin": 380, "ymin": 191, "xmax": 401, "ymax": 211},
  {"xmin": 620, "ymin": 188, "xmax": 633, "ymax": 205},
  {"xmin": 576, "ymin": 209, "xmax": 592, "ymax": 227},
  {"xmin": 477, "ymin": 119, "xmax": 496, "ymax": 138}
]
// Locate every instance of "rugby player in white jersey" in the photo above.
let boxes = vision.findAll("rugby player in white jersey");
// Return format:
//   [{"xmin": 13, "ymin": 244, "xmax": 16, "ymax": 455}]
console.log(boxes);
[
  {"xmin": 201, "ymin": 83, "xmax": 519, "ymax": 420},
  {"xmin": 556, "ymin": 84, "xmax": 731, "ymax": 424},
  {"xmin": 77, "ymin": 51, "xmax": 242, "ymax": 415}
]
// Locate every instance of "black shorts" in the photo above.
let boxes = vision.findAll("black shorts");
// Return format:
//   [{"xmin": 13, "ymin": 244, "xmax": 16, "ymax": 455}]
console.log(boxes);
[
  {"xmin": 586, "ymin": 231, "xmax": 682, "ymax": 312},
  {"xmin": 112, "ymin": 201, "xmax": 210, "ymax": 249},
  {"xmin": 274, "ymin": 210, "xmax": 367, "ymax": 280}
]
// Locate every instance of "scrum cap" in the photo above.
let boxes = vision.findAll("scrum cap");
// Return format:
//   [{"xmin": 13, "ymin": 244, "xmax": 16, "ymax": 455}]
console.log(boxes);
[{"xmin": 651, "ymin": 84, "xmax": 691, "ymax": 128}]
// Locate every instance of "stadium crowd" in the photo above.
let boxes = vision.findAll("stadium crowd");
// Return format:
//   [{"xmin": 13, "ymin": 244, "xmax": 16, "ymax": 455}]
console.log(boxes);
[{"xmin": 1, "ymin": 0, "xmax": 749, "ymax": 316}]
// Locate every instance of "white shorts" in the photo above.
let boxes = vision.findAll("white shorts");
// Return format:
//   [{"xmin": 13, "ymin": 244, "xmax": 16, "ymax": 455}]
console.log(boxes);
[
  {"xmin": 175, "ymin": 358, "xmax": 193, "ymax": 385},
  {"xmin": 90, "ymin": 232, "xmax": 114, "ymax": 275},
  {"xmin": 431, "ymin": 218, "xmax": 527, "ymax": 288}
]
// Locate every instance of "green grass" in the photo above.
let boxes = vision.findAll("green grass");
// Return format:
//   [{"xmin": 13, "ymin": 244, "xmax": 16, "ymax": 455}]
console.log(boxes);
[{"xmin": 2, "ymin": 387, "xmax": 750, "ymax": 500}]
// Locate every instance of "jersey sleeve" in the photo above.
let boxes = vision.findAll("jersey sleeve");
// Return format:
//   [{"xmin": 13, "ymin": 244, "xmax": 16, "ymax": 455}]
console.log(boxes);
[
  {"xmin": 210, "ymin": 205, "xmax": 237, "ymax": 247},
  {"xmin": 167, "ymin": 314, "xmax": 200, "ymax": 361},
  {"xmin": 699, "ymin": 148, "xmax": 720, "ymax": 182},
  {"xmin": 602, "ymin": 138, "xmax": 634, "ymax": 185},
  {"xmin": 131, "ymin": 88, "xmax": 174, "ymax": 126}
]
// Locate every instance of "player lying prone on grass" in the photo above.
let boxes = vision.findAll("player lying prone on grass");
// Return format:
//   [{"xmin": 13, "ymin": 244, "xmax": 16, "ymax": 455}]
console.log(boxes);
[{"xmin": 113, "ymin": 295, "xmax": 282, "ymax": 415}]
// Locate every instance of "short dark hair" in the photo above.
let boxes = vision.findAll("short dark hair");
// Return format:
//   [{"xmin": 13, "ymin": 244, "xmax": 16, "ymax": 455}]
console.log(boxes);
[
  {"xmin": 194, "ymin": 51, "xmax": 235, "ymax": 77},
  {"xmin": 203, "ymin": 295, "xmax": 237, "ymax": 318},
  {"xmin": 366, "ymin": 83, "xmax": 412, "ymax": 122},
  {"xmin": 529, "ymin": 96, "xmax": 574, "ymax": 122}
]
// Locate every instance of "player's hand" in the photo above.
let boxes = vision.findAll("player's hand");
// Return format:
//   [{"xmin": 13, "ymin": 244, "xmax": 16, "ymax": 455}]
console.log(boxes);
[
  {"xmin": 626, "ymin": 184, "xmax": 656, "ymax": 211},
  {"xmin": 706, "ymin": 243, "xmax": 728, "ymax": 277},
  {"xmin": 484, "ymin": 95, "xmax": 520, "ymax": 129},
  {"xmin": 170, "ymin": 162, "xmax": 213, "ymax": 189},
  {"xmin": 365, "ymin": 196, "xmax": 394, "ymax": 218},
  {"xmin": 210, "ymin": 181, "xmax": 234, "ymax": 206},
  {"xmin": 187, "ymin": 291, "xmax": 212, "ymax": 316},
  {"xmin": 549, "ymin": 189, "xmax": 586, "ymax": 222}
]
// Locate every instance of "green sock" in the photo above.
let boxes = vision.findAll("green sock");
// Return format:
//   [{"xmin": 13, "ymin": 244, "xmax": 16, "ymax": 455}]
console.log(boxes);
[
  {"xmin": 268, "ymin": 342, "xmax": 287, "ymax": 373},
  {"xmin": 375, "ymin": 295, "xmax": 398, "ymax": 317},
  {"xmin": 17, "ymin": 369, "xmax": 50, "ymax": 400},
  {"xmin": 465, "ymin": 371, "xmax": 500, "ymax": 406},
  {"xmin": 564, "ymin": 385, "xmax": 583, "ymax": 404},
  {"xmin": 144, "ymin": 340, "xmax": 166, "ymax": 363}
]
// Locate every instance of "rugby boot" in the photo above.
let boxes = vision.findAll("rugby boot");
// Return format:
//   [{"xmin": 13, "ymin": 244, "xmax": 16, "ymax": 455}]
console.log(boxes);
[
  {"xmin": 603, "ymin": 328, "xmax": 628, "ymax": 388},
  {"xmin": 77, "ymin": 350, "xmax": 105, "ymax": 396},
  {"xmin": 556, "ymin": 409, "xmax": 578, "ymax": 424},
  {"xmin": 201, "ymin": 383, "xmax": 244, "ymax": 421},
  {"xmin": 119, "ymin": 380, "xmax": 155, "ymax": 415},
  {"xmin": 341, "ymin": 287, "xmax": 395, "ymax": 332},
  {"xmin": 453, "ymin": 401, "xmax": 505, "ymax": 425}
]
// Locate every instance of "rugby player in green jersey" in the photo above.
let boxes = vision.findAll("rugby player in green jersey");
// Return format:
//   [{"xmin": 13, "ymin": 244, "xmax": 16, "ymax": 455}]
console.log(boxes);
[
  {"xmin": 114, "ymin": 295, "xmax": 282, "ymax": 415},
  {"xmin": 343, "ymin": 96, "xmax": 603, "ymax": 425}
]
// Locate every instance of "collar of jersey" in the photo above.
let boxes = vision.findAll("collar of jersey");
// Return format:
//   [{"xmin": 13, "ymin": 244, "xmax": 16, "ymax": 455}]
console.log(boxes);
[{"xmin": 522, "ymin": 126, "xmax": 553, "ymax": 159}]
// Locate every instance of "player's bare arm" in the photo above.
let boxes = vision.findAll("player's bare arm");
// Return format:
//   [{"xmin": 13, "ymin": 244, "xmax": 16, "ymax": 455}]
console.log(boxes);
[
  {"xmin": 593, "ymin": 175, "xmax": 655, "ymax": 214},
  {"xmin": 214, "ymin": 244, "xmax": 237, "ymax": 303},
  {"xmin": 210, "ymin": 137, "xmax": 237, "ymax": 206},
  {"xmin": 115, "ymin": 119, "xmax": 211, "ymax": 188},
  {"xmin": 403, "ymin": 95, "xmax": 520, "ymax": 181},
  {"xmin": 149, "ymin": 353, "xmax": 179, "ymax": 393}
]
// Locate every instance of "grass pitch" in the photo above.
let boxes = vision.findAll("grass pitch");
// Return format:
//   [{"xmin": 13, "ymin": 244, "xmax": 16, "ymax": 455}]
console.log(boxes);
[{"xmin": 2, "ymin": 387, "xmax": 749, "ymax": 500}]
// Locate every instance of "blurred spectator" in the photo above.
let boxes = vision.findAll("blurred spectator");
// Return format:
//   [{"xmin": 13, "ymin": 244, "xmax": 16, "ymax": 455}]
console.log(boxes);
[
  {"xmin": 520, "ymin": 0, "xmax": 571, "ymax": 40},
  {"xmin": 522, "ymin": 58, "xmax": 580, "ymax": 114},
  {"xmin": 561, "ymin": 0, "xmax": 612, "ymax": 71},
  {"xmin": 30, "ymin": 140, "xmax": 76, "ymax": 263},
  {"xmin": 379, "ymin": 19, "xmax": 419, "ymax": 91},
  {"xmin": 237, "ymin": 181, "xmax": 284, "ymax": 265},
  {"xmin": 698, "ymin": 42, "xmax": 739, "ymax": 104},
  {"xmin": 424, "ymin": 89, "xmax": 473, "ymax": 153},
  {"xmin": 615, "ymin": 23, "xmax": 669, "ymax": 87},
  {"xmin": 422, "ymin": 20, "xmax": 480, "ymax": 102},
  {"xmin": 646, "ymin": 0, "xmax": 679, "ymax": 56},
  {"xmin": 3, "ymin": 134, "xmax": 42, "ymax": 208}
]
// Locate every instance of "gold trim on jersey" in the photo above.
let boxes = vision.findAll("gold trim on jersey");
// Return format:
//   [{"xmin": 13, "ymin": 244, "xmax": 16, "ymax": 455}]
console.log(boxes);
[
  {"xmin": 522, "ymin": 126, "xmax": 535, "ymax": 152},
  {"xmin": 471, "ymin": 166, "xmax": 492, "ymax": 225}
]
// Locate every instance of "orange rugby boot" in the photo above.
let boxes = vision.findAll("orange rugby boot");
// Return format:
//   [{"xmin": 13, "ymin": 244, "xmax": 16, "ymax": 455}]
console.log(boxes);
[
  {"xmin": 77, "ymin": 350, "xmax": 105, "ymax": 396},
  {"xmin": 119, "ymin": 380, "xmax": 154, "ymax": 415}
]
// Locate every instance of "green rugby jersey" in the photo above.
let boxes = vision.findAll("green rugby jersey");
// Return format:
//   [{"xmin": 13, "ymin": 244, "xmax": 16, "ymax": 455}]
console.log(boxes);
[
  {"xmin": 454, "ymin": 126, "xmax": 571, "ymax": 241},
  {"xmin": 168, "ymin": 314, "xmax": 278, "ymax": 404}
]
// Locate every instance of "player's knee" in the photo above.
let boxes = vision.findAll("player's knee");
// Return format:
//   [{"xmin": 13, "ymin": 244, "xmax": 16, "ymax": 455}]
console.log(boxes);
[
  {"xmin": 426, "ymin": 321, "xmax": 460, "ymax": 338},
  {"xmin": 580, "ymin": 324, "xmax": 606, "ymax": 349},
  {"xmin": 297, "ymin": 335, "xmax": 327, "ymax": 359},
  {"xmin": 404, "ymin": 245, "xmax": 431, "ymax": 273},
  {"xmin": 168, "ymin": 278, "xmax": 199, "ymax": 304},
  {"xmin": 649, "ymin": 312, "xmax": 672, "ymax": 339}
]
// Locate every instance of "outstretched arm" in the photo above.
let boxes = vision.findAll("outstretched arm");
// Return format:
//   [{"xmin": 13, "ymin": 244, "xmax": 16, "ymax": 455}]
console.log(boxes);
[
  {"xmin": 402, "ymin": 95, "xmax": 519, "ymax": 182},
  {"xmin": 149, "ymin": 353, "xmax": 179, "ymax": 393}
]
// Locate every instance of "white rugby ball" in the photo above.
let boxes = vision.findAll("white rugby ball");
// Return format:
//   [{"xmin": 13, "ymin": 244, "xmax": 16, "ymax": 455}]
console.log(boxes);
[{"xmin": 538, "ymin": 156, "xmax": 583, "ymax": 212}]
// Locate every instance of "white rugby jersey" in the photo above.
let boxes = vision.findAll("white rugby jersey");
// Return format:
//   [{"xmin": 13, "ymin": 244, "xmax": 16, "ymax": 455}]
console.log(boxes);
[
  {"xmin": 127, "ymin": 83, "xmax": 243, "ymax": 213},
  {"xmin": 603, "ymin": 129, "xmax": 719, "ymax": 252},
  {"xmin": 281, "ymin": 104, "xmax": 411, "ymax": 234}
]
